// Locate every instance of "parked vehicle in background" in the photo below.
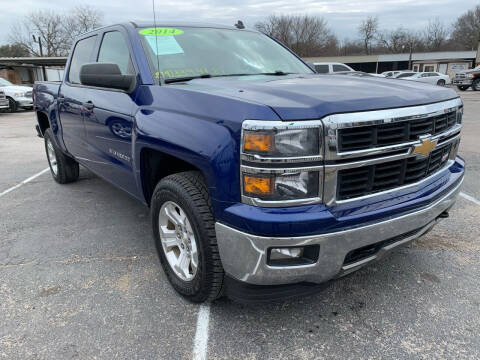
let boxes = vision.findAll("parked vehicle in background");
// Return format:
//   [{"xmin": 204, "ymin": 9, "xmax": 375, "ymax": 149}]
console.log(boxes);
[
  {"xmin": 313, "ymin": 62, "xmax": 355, "ymax": 74},
  {"xmin": 335, "ymin": 71, "xmax": 383, "ymax": 78},
  {"xmin": 0, "ymin": 90, "xmax": 9, "ymax": 111},
  {"xmin": 381, "ymin": 71, "xmax": 404, "ymax": 77},
  {"xmin": 0, "ymin": 77, "xmax": 33, "ymax": 112},
  {"xmin": 34, "ymin": 22, "xmax": 464, "ymax": 303},
  {"xmin": 393, "ymin": 72, "xmax": 417, "ymax": 79},
  {"xmin": 402, "ymin": 72, "xmax": 451, "ymax": 86},
  {"xmin": 453, "ymin": 66, "xmax": 480, "ymax": 91}
]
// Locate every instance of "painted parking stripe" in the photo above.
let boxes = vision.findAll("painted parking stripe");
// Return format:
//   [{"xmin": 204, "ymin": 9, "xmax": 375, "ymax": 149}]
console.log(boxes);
[
  {"xmin": 460, "ymin": 192, "xmax": 480, "ymax": 206},
  {"xmin": 0, "ymin": 168, "xmax": 50, "ymax": 198},
  {"xmin": 192, "ymin": 304, "xmax": 211, "ymax": 360}
]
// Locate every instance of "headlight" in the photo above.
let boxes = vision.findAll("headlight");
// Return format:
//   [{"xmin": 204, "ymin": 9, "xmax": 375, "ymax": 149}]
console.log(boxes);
[
  {"xmin": 241, "ymin": 120, "xmax": 324, "ymax": 206},
  {"xmin": 466, "ymin": 74, "xmax": 474, "ymax": 78},
  {"xmin": 457, "ymin": 107, "xmax": 463, "ymax": 124},
  {"xmin": 242, "ymin": 170, "xmax": 320, "ymax": 201},
  {"xmin": 13, "ymin": 92, "xmax": 25, "ymax": 97}
]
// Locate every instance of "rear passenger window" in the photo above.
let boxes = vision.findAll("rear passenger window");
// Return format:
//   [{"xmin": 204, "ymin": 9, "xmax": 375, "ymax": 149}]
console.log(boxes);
[
  {"xmin": 68, "ymin": 36, "xmax": 97, "ymax": 84},
  {"xmin": 332, "ymin": 65, "xmax": 350, "ymax": 72},
  {"xmin": 315, "ymin": 65, "xmax": 329, "ymax": 73},
  {"xmin": 97, "ymin": 31, "xmax": 134, "ymax": 75}
]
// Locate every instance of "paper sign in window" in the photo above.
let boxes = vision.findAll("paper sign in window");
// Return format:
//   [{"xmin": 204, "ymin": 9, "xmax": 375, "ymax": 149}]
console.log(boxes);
[{"xmin": 146, "ymin": 35, "xmax": 184, "ymax": 56}]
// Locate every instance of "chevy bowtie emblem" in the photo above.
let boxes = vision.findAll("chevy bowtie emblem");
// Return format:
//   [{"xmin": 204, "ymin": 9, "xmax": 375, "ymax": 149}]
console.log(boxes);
[{"xmin": 412, "ymin": 135, "xmax": 437, "ymax": 158}]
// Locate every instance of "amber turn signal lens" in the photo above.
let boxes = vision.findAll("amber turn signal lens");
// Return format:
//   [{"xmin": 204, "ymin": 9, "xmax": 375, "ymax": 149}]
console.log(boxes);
[
  {"xmin": 244, "ymin": 133, "xmax": 274, "ymax": 152},
  {"xmin": 243, "ymin": 175, "xmax": 274, "ymax": 195}
]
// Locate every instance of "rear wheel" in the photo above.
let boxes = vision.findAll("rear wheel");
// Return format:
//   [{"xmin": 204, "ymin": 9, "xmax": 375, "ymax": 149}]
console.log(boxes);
[
  {"xmin": 151, "ymin": 171, "xmax": 224, "ymax": 302},
  {"xmin": 457, "ymin": 86, "xmax": 469, "ymax": 91},
  {"xmin": 437, "ymin": 79, "xmax": 445, "ymax": 86},
  {"xmin": 472, "ymin": 79, "xmax": 480, "ymax": 91},
  {"xmin": 44, "ymin": 128, "xmax": 79, "ymax": 184}
]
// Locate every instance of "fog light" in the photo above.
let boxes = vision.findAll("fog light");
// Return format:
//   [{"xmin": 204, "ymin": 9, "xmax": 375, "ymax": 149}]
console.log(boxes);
[
  {"xmin": 270, "ymin": 247, "xmax": 303, "ymax": 260},
  {"xmin": 267, "ymin": 245, "xmax": 320, "ymax": 267}
]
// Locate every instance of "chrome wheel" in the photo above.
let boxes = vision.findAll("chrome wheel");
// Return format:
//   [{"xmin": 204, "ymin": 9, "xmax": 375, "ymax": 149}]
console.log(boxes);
[
  {"xmin": 46, "ymin": 138, "xmax": 58, "ymax": 175},
  {"xmin": 158, "ymin": 201, "xmax": 198, "ymax": 281}
]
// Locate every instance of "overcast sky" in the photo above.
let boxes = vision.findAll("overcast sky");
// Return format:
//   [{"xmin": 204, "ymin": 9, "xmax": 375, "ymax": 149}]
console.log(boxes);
[{"xmin": 0, "ymin": 0, "xmax": 478, "ymax": 46}]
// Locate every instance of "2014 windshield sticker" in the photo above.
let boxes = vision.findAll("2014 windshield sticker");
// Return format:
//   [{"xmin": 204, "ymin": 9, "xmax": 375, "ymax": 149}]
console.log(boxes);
[{"xmin": 139, "ymin": 28, "xmax": 183, "ymax": 36}]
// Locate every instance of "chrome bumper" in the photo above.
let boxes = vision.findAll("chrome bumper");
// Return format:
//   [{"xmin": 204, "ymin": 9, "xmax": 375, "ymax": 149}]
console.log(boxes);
[
  {"xmin": 215, "ymin": 178, "xmax": 462, "ymax": 285},
  {"xmin": 0, "ymin": 99, "xmax": 8, "ymax": 108}
]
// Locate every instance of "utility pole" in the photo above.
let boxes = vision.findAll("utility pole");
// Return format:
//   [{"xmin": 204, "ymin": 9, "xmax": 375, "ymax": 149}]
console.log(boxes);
[{"xmin": 32, "ymin": 35, "xmax": 47, "ymax": 81}]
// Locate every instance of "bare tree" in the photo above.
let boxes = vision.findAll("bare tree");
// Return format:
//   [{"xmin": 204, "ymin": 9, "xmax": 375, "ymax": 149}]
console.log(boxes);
[
  {"xmin": 255, "ymin": 15, "xmax": 337, "ymax": 57},
  {"xmin": 8, "ymin": 5, "xmax": 103, "ymax": 57},
  {"xmin": 452, "ymin": 5, "xmax": 480, "ymax": 50},
  {"xmin": 423, "ymin": 18, "xmax": 448, "ymax": 51},
  {"xmin": 64, "ymin": 5, "xmax": 103, "ymax": 45},
  {"xmin": 379, "ymin": 28, "xmax": 423, "ymax": 54},
  {"xmin": 358, "ymin": 16, "xmax": 379, "ymax": 55},
  {"xmin": 0, "ymin": 44, "xmax": 30, "ymax": 57}
]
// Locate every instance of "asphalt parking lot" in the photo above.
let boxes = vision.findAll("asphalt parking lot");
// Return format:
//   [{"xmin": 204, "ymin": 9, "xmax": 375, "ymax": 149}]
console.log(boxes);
[{"xmin": 1, "ymin": 89, "xmax": 479, "ymax": 360}]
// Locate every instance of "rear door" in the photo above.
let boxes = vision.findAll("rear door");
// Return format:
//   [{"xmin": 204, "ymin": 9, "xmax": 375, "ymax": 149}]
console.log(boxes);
[
  {"xmin": 81, "ymin": 28, "xmax": 139, "ymax": 197},
  {"xmin": 60, "ymin": 35, "xmax": 97, "ymax": 158}
]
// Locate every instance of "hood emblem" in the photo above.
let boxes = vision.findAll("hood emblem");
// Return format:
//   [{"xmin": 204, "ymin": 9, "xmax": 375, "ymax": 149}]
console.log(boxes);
[{"xmin": 412, "ymin": 135, "xmax": 437, "ymax": 158}]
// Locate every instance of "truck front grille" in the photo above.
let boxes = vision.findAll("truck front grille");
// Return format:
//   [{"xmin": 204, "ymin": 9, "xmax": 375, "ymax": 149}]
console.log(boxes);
[
  {"xmin": 337, "ymin": 144, "xmax": 452, "ymax": 200},
  {"xmin": 455, "ymin": 73, "xmax": 466, "ymax": 79},
  {"xmin": 338, "ymin": 111, "xmax": 457, "ymax": 152},
  {"xmin": 0, "ymin": 92, "xmax": 5, "ymax": 99}
]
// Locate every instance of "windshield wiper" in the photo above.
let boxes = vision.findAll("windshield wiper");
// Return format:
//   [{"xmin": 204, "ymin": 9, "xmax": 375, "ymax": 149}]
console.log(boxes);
[
  {"xmin": 164, "ymin": 74, "xmax": 212, "ymax": 84},
  {"xmin": 164, "ymin": 71, "xmax": 295, "ymax": 83}
]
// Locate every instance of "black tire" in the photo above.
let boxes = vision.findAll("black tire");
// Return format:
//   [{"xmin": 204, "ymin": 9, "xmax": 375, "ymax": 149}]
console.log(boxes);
[
  {"xmin": 457, "ymin": 86, "xmax": 469, "ymax": 91},
  {"xmin": 472, "ymin": 79, "xmax": 480, "ymax": 91},
  {"xmin": 7, "ymin": 98, "xmax": 17, "ymax": 113},
  {"xmin": 437, "ymin": 79, "xmax": 445, "ymax": 86},
  {"xmin": 151, "ymin": 171, "xmax": 224, "ymax": 302},
  {"xmin": 44, "ymin": 128, "xmax": 79, "ymax": 184}
]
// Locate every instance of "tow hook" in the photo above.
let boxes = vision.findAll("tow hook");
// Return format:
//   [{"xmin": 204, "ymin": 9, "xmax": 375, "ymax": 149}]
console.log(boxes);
[{"xmin": 438, "ymin": 211, "xmax": 449, "ymax": 219}]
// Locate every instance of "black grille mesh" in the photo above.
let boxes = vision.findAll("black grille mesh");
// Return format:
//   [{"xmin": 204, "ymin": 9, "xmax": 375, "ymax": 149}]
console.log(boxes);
[
  {"xmin": 338, "ymin": 111, "xmax": 457, "ymax": 152},
  {"xmin": 337, "ymin": 144, "xmax": 452, "ymax": 200}
]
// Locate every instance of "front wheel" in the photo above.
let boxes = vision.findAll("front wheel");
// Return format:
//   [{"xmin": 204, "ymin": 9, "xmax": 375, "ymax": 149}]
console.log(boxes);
[
  {"xmin": 437, "ymin": 79, "xmax": 445, "ymax": 86},
  {"xmin": 457, "ymin": 86, "xmax": 469, "ymax": 91},
  {"xmin": 472, "ymin": 79, "xmax": 480, "ymax": 91},
  {"xmin": 151, "ymin": 171, "xmax": 224, "ymax": 302},
  {"xmin": 7, "ymin": 98, "xmax": 17, "ymax": 113},
  {"xmin": 44, "ymin": 128, "xmax": 79, "ymax": 184}
]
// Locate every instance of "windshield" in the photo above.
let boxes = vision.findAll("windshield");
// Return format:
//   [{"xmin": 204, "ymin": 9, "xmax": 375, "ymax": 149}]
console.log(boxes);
[
  {"xmin": 0, "ymin": 78, "xmax": 13, "ymax": 86},
  {"xmin": 137, "ymin": 27, "xmax": 313, "ymax": 81}
]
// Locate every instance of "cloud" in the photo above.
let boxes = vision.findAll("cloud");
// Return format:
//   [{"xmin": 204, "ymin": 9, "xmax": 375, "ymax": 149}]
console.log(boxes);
[{"xmin": 0, "ymin": 0, "xmax": 478, "ymax": 45}]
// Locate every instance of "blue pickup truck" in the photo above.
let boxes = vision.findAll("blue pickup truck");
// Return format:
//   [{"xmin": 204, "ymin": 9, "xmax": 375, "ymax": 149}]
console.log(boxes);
[{"xmin": 33, "ymin": 22, "xmax": 464, "ymax": 303}]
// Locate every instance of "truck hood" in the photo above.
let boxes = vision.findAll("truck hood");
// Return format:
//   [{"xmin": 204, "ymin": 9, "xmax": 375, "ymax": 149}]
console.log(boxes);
[{"xmin": 183, "ymin": 74, "xmax": 458, "ymax": 120}]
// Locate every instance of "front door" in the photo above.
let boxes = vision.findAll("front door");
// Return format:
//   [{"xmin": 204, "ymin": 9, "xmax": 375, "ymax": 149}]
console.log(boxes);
[{"xmin": 81, "ymin": 30, "xmax": 139, "ymax": 198}]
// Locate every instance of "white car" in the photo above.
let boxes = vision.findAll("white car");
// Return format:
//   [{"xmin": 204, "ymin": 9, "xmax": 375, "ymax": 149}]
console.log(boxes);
[
  {"xmin": 0, "ymin": 77, "xmax": 34, "ymax": 112},
  {"xmin": 402, "ymin": 72, "xmax": 451, "ymax": 86},
  {"xmin": 313, "ymin": 62, "xmax": 355, "ymax": 74},
  {"xmin": 382, "ymin": 71, "xmax": 406, "ymax": 78}
]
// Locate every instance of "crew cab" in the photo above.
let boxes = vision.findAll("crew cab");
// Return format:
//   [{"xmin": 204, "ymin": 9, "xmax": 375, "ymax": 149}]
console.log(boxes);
[
  {"xmin": 453, "ymin": 65, "xmax": 480, "ymax": 91},
  {"xmin": 33, "ymin": 22, "xmax": 464, "ymax": 303}
]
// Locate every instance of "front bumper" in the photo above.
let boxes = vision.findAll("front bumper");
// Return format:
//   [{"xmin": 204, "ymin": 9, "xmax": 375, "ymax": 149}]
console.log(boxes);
[
  {"xmin": 216, "ymin": 176, "xmax": 463, "ymax": 285},
  {"xmin": 16, "ymin": 97, "xmax": 33, "ymax": 108},
  {"xmin": 453, "ymin": 79, "xmax": 472, "ymax": 86}
]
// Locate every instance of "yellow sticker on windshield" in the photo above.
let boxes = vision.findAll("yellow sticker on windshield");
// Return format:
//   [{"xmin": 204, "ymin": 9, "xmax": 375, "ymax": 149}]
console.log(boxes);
[{"xmin": 139, "ymin": 27, "xmax": 183, "ymax": 36}]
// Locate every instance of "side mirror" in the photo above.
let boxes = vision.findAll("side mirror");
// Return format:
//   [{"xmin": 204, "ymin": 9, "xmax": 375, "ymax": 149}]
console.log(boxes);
[{"xmin": 79, "ymin": 63, "xmax": 135, "ymax": 92}]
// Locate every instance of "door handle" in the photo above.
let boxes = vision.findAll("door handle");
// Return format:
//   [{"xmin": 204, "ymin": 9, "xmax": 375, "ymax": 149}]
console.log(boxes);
[{"xmin": 83, "ymin": 101, "xmax": 94, "ymax": 110}]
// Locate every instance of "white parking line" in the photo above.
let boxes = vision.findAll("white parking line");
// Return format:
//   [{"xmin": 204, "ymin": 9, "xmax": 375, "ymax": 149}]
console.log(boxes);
[
  {"xmin": 192, "ymin": 304, "xmax": 211, "ymax": 360},
  {"xmin": 0, "ymin": 168, "xmax": 50, "ymax": 198},
  {"xmin": 460, "ymin": 192, "xmax": 480, "ymax": 206}
]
